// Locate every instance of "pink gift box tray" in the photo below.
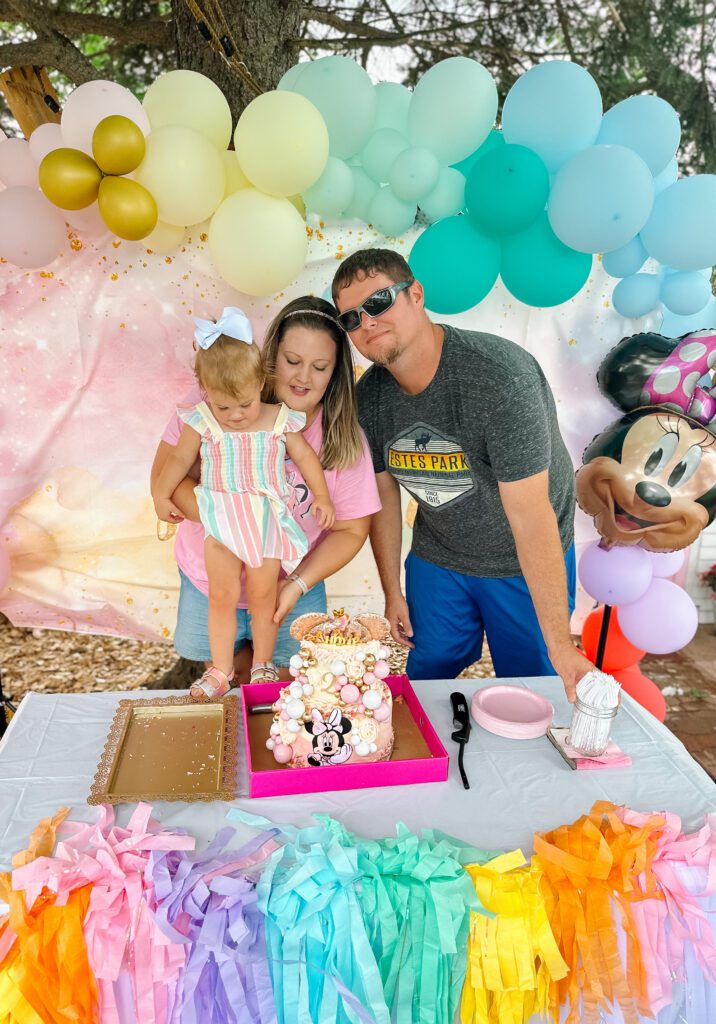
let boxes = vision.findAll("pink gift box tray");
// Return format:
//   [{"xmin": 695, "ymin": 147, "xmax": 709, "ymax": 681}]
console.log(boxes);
[{"xmin": 241, "ymin": 674, "xmax": 448, "ymax": 798}]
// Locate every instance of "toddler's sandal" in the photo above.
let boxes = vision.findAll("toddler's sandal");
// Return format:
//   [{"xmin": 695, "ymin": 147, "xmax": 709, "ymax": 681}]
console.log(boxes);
[
  {"xmin": 190, "ymin": 666, "xmax": 234, "ymax": 699},
  {"xmin": 249, "ymin": 662, "xmax": 279, "ymax": 685}
]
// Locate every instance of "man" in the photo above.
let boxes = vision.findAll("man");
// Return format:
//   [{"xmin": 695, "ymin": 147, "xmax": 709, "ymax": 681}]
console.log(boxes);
[{"xmin": 332, "ymin": 248, "xmax": 592, "ymax": 701}]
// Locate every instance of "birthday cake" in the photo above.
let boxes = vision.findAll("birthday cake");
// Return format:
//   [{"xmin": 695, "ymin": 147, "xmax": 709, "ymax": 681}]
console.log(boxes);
[{"xmin": 267, "ymin": 610, "xmax": 394, "ymax": 767}]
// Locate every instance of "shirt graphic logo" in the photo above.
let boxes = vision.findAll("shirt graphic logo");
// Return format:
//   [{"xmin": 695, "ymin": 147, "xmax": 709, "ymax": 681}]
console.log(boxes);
[{"xmin": 386, "ymin": 422, "xmax": 474, "ymax": 508}]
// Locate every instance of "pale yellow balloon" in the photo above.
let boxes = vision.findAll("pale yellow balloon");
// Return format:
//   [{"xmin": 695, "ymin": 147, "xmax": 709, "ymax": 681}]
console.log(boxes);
[
  {"xmin": 233, "ymin": 90, "xmax": 328, "ymax": 197},
  {"xmin": 209, "ymin": 188, "xmax": 308, "ymax": 296},
  {"xmin": 143, "ymin": 220, "xmax": 186, "ymax": 253},
  {"xmin": 135, "ymin": 125, "xmax": 225, "ymax": 227},
  {"xmin": 98, "ymin": 176, "xmax": 158, "ymax": 240},
  {"xmin": 288, "ymin": 194, "xmax": 306, "ymax": 218},
  {"xmin": 142, "ymin": 69, "xmax": 232, "ymax": 151},
  {"xmin": 222, "ymin": 151, "xmax": 251, "ymax": 198}
]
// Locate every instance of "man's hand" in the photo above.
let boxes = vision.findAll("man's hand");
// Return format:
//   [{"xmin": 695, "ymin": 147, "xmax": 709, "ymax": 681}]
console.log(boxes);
[
  {"xmin": 549, "ymin": 641, "xmax": 593, "ymax": 703},
  {"xmin": 273, "ymin": 577, "xmax": 301, "ymax": 625},
  {"xmin": 385, "ymin": 592, "xmax": 415, "ymax": 648},
  {"xmin": 154, "ymin": 497, "xmax": 185, "ymax": 524}
]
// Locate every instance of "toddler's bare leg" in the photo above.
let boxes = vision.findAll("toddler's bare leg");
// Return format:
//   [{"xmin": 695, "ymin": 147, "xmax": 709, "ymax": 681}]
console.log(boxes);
[
  {"xmin": 204, "ymin": 537, "xmax": 243, "ymax": 677},
  {"xmin": 245, "ymin": 558, "xmax": 281, "ymax": 666}
]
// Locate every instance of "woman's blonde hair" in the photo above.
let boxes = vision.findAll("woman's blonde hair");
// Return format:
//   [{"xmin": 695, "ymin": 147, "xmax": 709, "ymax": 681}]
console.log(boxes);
[
  {"xmin": 194, "ymin": 336, "xmax": 264, "ymax": 400},
  {"xmin": 262, "ymin": 296, "xmax": 362, "ymax": 471}
]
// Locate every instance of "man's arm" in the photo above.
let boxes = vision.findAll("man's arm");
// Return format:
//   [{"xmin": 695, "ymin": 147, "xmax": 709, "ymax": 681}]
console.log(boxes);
[
  {"xmin": 369, "ymin": 471, "xmax": 414, "ymax": 647},
  {"xmin": 499, "ymin": 469, "xmax": 592, "ymax": 702}
]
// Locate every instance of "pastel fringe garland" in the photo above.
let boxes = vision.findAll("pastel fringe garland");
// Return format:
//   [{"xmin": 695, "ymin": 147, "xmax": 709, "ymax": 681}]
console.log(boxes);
[{"xmin": 0, "ymin": 801, "xmax": 714, "ymax": 1024}]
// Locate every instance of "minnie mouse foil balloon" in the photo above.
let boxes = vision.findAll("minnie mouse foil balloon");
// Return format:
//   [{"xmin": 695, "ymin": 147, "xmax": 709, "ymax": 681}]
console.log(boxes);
[{"xmin": 576, "ymin": 329, "xmax": 716, "ymax": 551}]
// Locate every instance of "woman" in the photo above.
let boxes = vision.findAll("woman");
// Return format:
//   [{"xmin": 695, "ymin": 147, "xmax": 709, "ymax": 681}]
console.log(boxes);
[{"xmin": 150, "ymin": 296, "xmax": 381, "ymax": 682}]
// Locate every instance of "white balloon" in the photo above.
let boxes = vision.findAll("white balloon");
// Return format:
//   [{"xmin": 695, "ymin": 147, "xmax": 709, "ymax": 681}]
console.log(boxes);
[
  {"xmin": 28, "ymin": 123, "xmax": 63, "ymax": 165},
  {"xmin": 61, "ymin": 80, "xmax": 150, "ymax": 154}
]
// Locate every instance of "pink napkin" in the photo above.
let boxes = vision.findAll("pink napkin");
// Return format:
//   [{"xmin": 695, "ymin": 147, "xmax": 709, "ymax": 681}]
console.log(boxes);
[{"xmin": 569, "ymin": 739, "xmax": 632, "ymax": 770}]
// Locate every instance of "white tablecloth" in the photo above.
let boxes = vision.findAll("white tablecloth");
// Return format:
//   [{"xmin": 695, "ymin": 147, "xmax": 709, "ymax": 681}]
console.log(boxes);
[{"xmin": 1, "ymin": 677, "xmax": 714, "ymax": 869}]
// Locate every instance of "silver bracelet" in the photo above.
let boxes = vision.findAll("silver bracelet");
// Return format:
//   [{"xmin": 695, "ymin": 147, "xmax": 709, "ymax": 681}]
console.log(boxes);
[{"xmin": 287, "ymin": 573, "xmax": 308, "ymax": 595}]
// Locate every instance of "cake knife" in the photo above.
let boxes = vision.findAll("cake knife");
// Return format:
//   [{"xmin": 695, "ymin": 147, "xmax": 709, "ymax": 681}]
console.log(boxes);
[{"xmin": 450, "ymin": 691, "xmax": 471, "ymax": 790}]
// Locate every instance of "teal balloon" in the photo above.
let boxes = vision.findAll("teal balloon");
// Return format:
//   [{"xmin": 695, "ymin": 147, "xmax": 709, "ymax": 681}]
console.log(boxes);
[
  {"xmin": 660, "ymin": 294, "xmax": 716, "ymax": 336},
  {"xmin": 452, "ymin": 128, "xmax": 504, "ymax": 178},
  {"xmin": 277, "ymin": 63, "xmax": 306, "ymax": 91},
  {"xmin": 640, "ymin": 175, "xmax": 716, "ymax": 271},
  {"xmin": 374, "ymin": 81, "xmax": 411, "ymax": 133},
  {"xmin": 654, "ymin": 157, "xmax": 677, "ymax": 193},
  {"xmin": 361, "ymin": 128, "xmax": 408, "ymax": 183},
  {"xmin": 368, "ymin": 186, "xmax": 416, "ymax": 235},
  {"xmin": 419, "ymin": 168, "xmax": 465, "ymax": 222},
  {"xmin": 465, "ymin": 144, "xmax": 549, "ymax": 236},
  {"xmin": 409, "ymin": 215, "xmax": 500, "ymax": 313},
  {"xmin": 286, "ymin": 56, "xmax": 377, "ymax": 159},
  {"xmin": 302, "ymin": 157, "xmax": 354, "ymax": 218},
  {"xmin": 660, "ymin": 271, "xmax": 712, "ymax": 316},
  {"xmin": 612, "ymin": 273, "xmax": 661, "ymax": 317},
  {"xmin": 501, "ymin": 212, "xmax": 592, "ymax": 307},
  {"xmin": 343, "ymin": 166, "xmax": 378, "ymax": 221},
  {"xmin": 597, "ymin": 96, "xmax": 680, "ymax": 176},
  {"xmin": 389, "ymin": 146, "xmax": 439, "ymax": 202},
  {"xmin": 408, "ymin": 57, "xmax": 498, "ymax": 165},
  {"xmin": 602, "ymin": 236, "xmax": 648, "ymax": 278},
  {"xmin": 502, "ymin": 61, "xmax": 602, "ymax": 173}
]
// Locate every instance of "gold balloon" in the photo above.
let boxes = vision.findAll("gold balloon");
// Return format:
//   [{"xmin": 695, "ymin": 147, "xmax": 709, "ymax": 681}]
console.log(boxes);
[
  {"xmin": 92, "ymin": 115, "xmax": 146, "ymax": 175},
  {"xmin": 38, "ymin": 148, "xmax": 102, "ymax": 210},
  {"xmin": 98, "ymin": 176, "xmax": 158, "ymax": 240}
]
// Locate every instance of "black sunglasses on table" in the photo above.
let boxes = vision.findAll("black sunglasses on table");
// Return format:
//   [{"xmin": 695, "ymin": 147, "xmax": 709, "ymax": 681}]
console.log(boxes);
[{"xmin": 337, "ymin": 280, "xmax": 413, "ymax": 333}]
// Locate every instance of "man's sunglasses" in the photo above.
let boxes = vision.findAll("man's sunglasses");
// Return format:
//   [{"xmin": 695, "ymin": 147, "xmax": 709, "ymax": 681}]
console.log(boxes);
[{"xmin": 337, "ymin": 280, "xmax": 413, "ymax": 333}]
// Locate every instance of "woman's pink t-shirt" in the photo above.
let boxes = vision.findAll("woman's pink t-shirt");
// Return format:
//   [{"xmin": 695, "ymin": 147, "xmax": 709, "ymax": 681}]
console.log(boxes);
[{"xmin": 161, "ymin": 387, "xmax": 381, "ymax": 606}]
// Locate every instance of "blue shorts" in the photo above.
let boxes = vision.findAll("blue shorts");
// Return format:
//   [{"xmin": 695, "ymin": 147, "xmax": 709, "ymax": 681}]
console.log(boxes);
[
  {"xmin": 404, "ymin": 546, "xmax": 576, "ymax": 680},
  {"xmin": 173, "ymin": 570, "xmax": 327, "ymax": 666}
]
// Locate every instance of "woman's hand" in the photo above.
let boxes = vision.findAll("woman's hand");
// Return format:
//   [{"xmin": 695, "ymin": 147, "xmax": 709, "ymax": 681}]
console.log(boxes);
[
  {"xmin": 273, "ymin": 577, "xmax": 302, "ymax": 625},
  {"xmin": 312, "ymin": 497, "xmax": 336, "ymax": 530},
  {"xmin": 154, "ymin": 497, "xmax": 185, "ymax": 523}
]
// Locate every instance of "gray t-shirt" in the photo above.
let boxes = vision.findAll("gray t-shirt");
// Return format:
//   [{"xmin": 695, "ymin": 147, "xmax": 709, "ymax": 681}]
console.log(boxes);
[{"xmin": 357, "ymin": 324, "xmax": 576, "ymax": 577}]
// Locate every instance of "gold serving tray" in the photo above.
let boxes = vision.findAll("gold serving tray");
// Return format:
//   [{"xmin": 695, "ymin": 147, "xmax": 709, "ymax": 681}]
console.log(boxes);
[{"xmin": 88, "ymin": 695, "xmax": 240, "ymax": 805}]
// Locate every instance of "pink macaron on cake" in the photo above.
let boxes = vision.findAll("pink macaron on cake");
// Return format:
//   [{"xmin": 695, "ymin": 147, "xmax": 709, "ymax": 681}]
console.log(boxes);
[{"xmin": 267, "ymin": 610, "xmax": 394, "ymax": 768}]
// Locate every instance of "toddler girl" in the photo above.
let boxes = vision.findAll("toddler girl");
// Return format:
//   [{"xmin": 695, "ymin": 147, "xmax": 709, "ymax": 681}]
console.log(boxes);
[{"xmin": 153, "ymin": 307, "xmax": 335, "ymax": 698}]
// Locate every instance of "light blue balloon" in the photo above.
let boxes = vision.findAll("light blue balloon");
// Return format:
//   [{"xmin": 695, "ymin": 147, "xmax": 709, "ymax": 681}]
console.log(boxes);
[
  {"xmin": 418, "ymin": 168, "xmax": 465, "ymax": 222},
  {"xmin": 660, "ymin": 271, "xmax": 712, "ymax": 316},
  {"xmin": 659, "ymin": 295, "xmax": 716, "ymax": 336},
  {"xmin": 277, "ymin": 63, "xmax": 306, "ymax": 91},
  {"xmin": 342, "ymin": 166, "xmax": 379, "ymax": 221},
  {"xmin": 374, "ymin": 82, "xmax": 411, "ymax": 133},
  {"xmin": 389, "ymin": 146, "xmax": 440, "ymax": 202},
  {"xmin": 286, "ymin": 56, "xmax": 377, "ymax": 159},
  {"xmin": 409, "ymin": 215, "xmax": 500, "ymax": 313},
  {"xmin": 452, "ymin": 128, "xmax": 505, "ymax": 178},
  {"xmin": 502, "ymin": 61, "xmax": 602, "ymax": 173},
  {"xmin": 612, "ymin": 273, "xmax": 661, "ymax": 317},
  {"xmin": 368, "ymin": 186, "xmax": 416, "ymax": 235},
  {"xmin": 408, "ymin": 56, "xmax": 498, "ymax": 164},
  {"xmin": 302, "ymin": 157, "xmax": 354, "ymax": 218},
  {"xmin": 653, "ymin": 157, "xmax": 678, "ymax": 193},
  {"xmin": 361, "ymin": 128, "xmax": 408, "ymax": 183},
  {"xmin": 548, "ymin": 145, "xmax": 654, "ymax": 253},
  {"xmin": 640, "ymin": 175, "xmax": 716, "ymax": 271},
  {"xmin": 602, "ymin": 236, "xmax": 648, "ymax": 278},
  {"xmin": 597, "ymin": 95, "xmax": 681, "ymax": 175},
  {"xmin": 500, "ymin": 212, "xmax": 592, "ymax": 307}
]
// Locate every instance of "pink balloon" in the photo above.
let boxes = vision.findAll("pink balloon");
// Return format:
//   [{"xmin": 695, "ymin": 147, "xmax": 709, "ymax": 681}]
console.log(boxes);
[
  {"xmin": 63, "ymin": 202, "xmax": 110, "ymax": 237},
  {"xmin": 0, "ymin": 187, "xmax": 66, "ymax": 268},
  {"xmin": 578, "ymin": 541, "xmax": 653, "ymax": 606},
  {"xmin": 646, "ymin": 548, "xmax": 685, "ymax": 579},
  {"xmin": 0, "ymin": 138, "xmax": 38, "ymax": 187},
  {"xmin": 618, "ymin": 578, "xmax": 698, "ymax": 654},
  {"xmin": 29, "ymin": 123, "xmax": 63, "ymax": 165},
  {"xmin": 61, "ymin": 80, "xmax": 150, "ymax": 154}
]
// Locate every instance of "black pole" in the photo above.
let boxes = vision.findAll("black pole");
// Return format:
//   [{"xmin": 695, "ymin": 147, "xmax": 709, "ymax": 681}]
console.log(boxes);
[{"xmin": 594, "ymin": 604, "xmax": 612, "ymax": 671}]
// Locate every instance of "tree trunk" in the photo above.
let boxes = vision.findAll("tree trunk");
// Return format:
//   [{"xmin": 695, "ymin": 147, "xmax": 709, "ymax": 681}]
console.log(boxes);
[{"xmin": 173, "ymin": 0, "xmax": 303, "ymax": 119}]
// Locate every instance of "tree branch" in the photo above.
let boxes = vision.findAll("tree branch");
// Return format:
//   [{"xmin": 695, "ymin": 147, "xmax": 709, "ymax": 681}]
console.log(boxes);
[
  {"xmin": 0, "ymin": 1, "xmax": 173, "ymax": 48},
  {"xmin": 4, "ymin": 0, "xmax": 98, "ymax": 83}
]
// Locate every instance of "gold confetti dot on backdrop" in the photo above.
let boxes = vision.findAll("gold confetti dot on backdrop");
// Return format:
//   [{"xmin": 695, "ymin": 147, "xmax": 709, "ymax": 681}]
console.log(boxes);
[
  {"xmin": 200, "ymin": 233, "xmax": 208, "ymax": 242},
  {"xmin": 110, "ymin": 273, "xmax": 118, "ymax": 281},
  {"xmin": 568, "ymin": 338, "xmax": 577, "ymax": 346},
  {"xmin": 165, "ymin": 257, "xmax": 172, "ymax": 264},
  {"xmin": 70, "ymin": 239, "xmax": 83, "ymax": 251},
  {"xmin": 112, "ymin": 241, "xmax": 121, "ymax": 248}
]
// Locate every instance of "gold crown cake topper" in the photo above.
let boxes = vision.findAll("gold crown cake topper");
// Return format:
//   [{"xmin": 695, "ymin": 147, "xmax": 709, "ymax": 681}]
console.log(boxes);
[{"xmin": 289, "ymin": 610, "xmax": 390, "ymax": 644}]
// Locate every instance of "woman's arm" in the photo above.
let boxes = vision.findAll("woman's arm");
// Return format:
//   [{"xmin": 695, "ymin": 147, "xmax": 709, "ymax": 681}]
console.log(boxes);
[
  {"xmin": 284, "ymin": 431, "xmax": 336, "ymax": 528},
  {"xmin": 273, "ymin": 515, "xmax": 371, "ymax": 624},
  {"xmin": 151, "ymin": 427, "xmax": 201, "ymax": 521},
  {"xmin": 150, "ymin": 441, "xmax": 201, "ymax": 522}
]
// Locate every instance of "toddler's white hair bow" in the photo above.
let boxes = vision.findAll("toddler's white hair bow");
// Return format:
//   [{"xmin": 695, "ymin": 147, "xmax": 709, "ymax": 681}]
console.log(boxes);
[{"xmin": 194, "ymin": 307, "xmax": 253, "ymax": 349}]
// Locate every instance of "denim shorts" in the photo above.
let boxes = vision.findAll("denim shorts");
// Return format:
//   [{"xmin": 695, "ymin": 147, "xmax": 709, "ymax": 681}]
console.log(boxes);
[{"xmin": 173, "ymin": 570, "xmax": 327, "ymax": 666}]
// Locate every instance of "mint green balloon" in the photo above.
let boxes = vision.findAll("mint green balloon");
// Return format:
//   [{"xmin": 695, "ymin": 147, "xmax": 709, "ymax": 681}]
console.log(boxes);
[
  {"xmin": 389, "ymin": 146, "xmax": 440, "ymax": 202},
  {"xmin": 302, "ymin": 156, "xmax": 354, "ymax": 217},
  {"xmin": 501, "ymin": 212, "xmax": 592, "ymax": 306},
  {"xmin": 374, "ymin": 81, "xmax": 411, "ymax": 133},
  {"xmin": 409, "ymin": 215, "xmax": 500, "ymax": 313},
  {"xmin": 361, "ymin": 128, "xmax": 408, "ymax": 183},
  {"xmin": 419, "ymin": 168, "xmax": 465, "ymax": 222},
  {"xmin": 343, "ymin": 166, "xmax": 378, "ymax": 220},
  {"xmin": 452, "ymin": 128, "xmax": 504, "ymax": 178},
  {"xmin": 466, "ymin": 144, "xmax": 549, "ymax": 235},
  {"xmin": 368, "ymin": 186, "xmax": 416, "ymax": 235}
]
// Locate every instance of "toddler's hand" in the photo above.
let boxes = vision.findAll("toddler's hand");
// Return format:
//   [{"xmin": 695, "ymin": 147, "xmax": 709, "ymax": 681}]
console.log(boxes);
[
  {"xmin": 154, "ymin": 497, "xmax": 185, "ymax": 523},
  {"xmin": 312, "ymin": 498, "xmax": 336, "ymax": 529}
]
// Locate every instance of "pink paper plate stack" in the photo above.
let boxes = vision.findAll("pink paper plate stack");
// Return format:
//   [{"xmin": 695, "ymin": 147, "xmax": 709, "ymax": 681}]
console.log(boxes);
[{"xmin": 471, "ymin": 685, "xmax": 554, "ymax": 739}]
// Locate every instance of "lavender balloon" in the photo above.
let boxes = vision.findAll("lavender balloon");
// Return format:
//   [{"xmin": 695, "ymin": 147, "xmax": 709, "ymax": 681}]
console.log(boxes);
[
  {"xmin": 618, "ymin": 578, "xmax": 698, "ymax": 654},
  {"xmin": 578, "ymin": 540, "xmax": 653, "ymax": 606},
  {"xmin": 647, "ymin": 548, "xmax": 685, "ymax": 579}
]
